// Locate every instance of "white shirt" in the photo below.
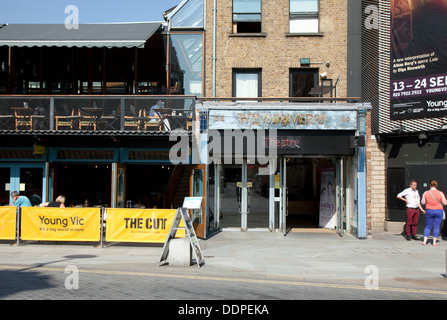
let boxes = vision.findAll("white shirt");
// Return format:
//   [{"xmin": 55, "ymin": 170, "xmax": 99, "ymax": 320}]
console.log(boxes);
[{"xmin": 397, "ymin": 187, "xmax": 420, "ymax": 208}]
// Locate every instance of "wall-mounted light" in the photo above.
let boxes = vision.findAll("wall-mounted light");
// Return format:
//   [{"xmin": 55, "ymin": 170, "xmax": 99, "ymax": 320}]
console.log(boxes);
[
  {"xmin": 418, "ymin": 133, "xmax": 428, "ymax": 140},
  {"xmin": 320, "ymin": 72, "xmax": 327, "ymax": 79}
]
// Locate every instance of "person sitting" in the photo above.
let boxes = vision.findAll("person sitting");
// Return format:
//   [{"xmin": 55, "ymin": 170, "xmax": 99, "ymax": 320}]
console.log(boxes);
[
  {"xmin": 149, "ymin": 100, "xmax": 164, "ymax": 117},
  {"xmin": 40, "ymin": 195, "xmax": 66, "ymax": 208},
  {"xmin": 11, "ymin": 191, "xmax": 32, "ymax": 207}
]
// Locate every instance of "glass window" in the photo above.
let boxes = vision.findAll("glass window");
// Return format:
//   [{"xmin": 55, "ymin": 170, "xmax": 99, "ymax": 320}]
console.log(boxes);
[
  {"xmin": 170, "ymin": 34, "xmax": 203, "ymax": 96},
  {"xmin": 171, "ymin": 0, "xmax": 204, "ymax": 29},
  {"xmin": 289, "ymin": 68, "xmax": 318, "ymax": 97},
  {"xmin": 290, "ymin": 0, "xmax": 319, "ymax": 33},
  {"xmin": 233, "ymin": 69, "xmax": 261, "ymax": 98},
  {"xmin": 233, "ymin": 0, "xmax": 262, "ymax": 33}
]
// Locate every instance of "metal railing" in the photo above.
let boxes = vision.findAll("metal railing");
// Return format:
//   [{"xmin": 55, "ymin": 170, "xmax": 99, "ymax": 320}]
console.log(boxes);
[{"xmin": 0, "ymin": 95, "xmax": 196, "ymax": 132}]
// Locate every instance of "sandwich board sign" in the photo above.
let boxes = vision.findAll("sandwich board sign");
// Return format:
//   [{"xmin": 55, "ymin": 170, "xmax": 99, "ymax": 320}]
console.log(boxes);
[{"xmin": 158, "ymin": 197, "xmax": 204, "ymax": 267}]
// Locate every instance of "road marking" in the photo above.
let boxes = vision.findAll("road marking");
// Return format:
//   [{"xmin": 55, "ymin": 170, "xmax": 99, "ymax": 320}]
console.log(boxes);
[{"xmin": 1, "ymin": 264, "xmax": 446, "ymax": 296}]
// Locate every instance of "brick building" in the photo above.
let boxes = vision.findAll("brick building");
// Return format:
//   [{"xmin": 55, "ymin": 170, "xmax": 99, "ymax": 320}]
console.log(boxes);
[{"xmin": 197, "ymin": 0, "xmax": 372, "ymax": 238}]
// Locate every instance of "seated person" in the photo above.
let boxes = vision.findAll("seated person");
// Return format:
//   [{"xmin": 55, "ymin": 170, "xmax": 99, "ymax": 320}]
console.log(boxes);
[
  {"xmin": 40, "ymin": 195, "xmax": 66, "ymax": 208},
  {"xmin": 149, "ymin": 100, "xmax": 164, "ymax": 117}
]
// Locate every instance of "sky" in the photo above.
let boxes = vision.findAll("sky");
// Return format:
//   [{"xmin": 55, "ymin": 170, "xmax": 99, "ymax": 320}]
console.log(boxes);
[{"xmin": 1, "ymin": 0, "xmax": 183, "ymax": 24}]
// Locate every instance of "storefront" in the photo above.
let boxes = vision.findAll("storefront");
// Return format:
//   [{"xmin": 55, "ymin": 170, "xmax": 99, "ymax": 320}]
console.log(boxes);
[
  {"xmin": 199, "ymin": 102, "xmax": 370, "ymax": 238},
  {"xmin": 0, "ymin": 131, "xmax": 209, "ymax": 239}
]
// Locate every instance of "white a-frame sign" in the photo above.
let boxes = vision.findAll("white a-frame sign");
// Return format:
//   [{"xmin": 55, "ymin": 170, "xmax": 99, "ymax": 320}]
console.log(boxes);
[{"xmin": 158, "ymin": 197, "xmax": 204, "ymax": 267}]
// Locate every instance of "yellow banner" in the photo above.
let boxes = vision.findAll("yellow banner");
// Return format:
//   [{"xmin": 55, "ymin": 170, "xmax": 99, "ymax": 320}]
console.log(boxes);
[
  {"xmin": 0, "ymin": 207, "xmax": 17, "ymax": 240},
  {"xmin": 21, "ymin": 207, "xmax": 101, "ymax": 242},
  {"xmin": 105, "ymin": 208, "xmax": 185, "ymax": 243}
]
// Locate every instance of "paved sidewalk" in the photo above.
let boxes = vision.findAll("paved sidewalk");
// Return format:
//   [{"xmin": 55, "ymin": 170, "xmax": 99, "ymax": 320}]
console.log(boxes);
[{"xmin": 0, "ymin": 230, "xmax": 446, "ymax": 293}]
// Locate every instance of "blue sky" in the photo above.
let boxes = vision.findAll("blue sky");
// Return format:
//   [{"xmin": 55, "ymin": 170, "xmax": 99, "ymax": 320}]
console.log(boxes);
[{"xmin": 1, "ymin": 0, "xmax": 182, "ymax": 24}]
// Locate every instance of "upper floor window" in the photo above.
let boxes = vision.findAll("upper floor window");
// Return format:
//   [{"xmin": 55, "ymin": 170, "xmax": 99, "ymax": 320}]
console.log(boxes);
[
  {"xmin": 233, "ymin": 69, "xmax": 262, "ymax": 98},
  {"xmin": 289, "ymin": 0, "xmax": 319, "ymax": 34},
  {"xmin": 233, "ymin": 0, "xmax": 262, "ymax": 33},
  {"xmin": 169, "ymin": 0, "xmax": 204, "ymax": 30}
]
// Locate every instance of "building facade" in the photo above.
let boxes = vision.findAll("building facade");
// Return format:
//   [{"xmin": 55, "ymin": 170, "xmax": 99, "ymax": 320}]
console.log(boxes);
[
  {"xmin": 0, "ymin": 0, "xmax": 375, "ymax": 240},
  {"xmin": 196, "ymin": 0, "xmax": 372, "ymax": 238},
  {"xmin": 363, "ymin": 0, "xmax": 447, "ymax": 236}
]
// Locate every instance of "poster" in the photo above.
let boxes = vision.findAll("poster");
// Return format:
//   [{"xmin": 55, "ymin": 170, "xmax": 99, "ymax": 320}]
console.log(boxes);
[
  {"xmin": 390, "ymin": 0, "xmax": 447, "ymax": 120},
  {"xmin": 319, "ymin": 168, "xmax": 335, "ymax": 229},
  {"xmin": 105, "ymin": 208, "xmax": 185, "ymax": 243},
  {"xmin": 0, "ymin": 207, "xmax": 16, "ymax": 240},
  {"xmin": 21, "ymin": 207, "xmax": 101, "ymax": 242}
]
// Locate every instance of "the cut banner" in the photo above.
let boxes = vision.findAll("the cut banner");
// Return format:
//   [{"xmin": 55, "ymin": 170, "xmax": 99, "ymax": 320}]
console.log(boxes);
[{"xmin": 105, "ymin": 208, "xmax": 185, "ymax": 243}]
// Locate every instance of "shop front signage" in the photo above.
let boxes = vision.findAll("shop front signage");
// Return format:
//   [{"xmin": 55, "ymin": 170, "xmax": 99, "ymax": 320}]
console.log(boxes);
[{"xmin": 209, "ymin": 110, "xmax": 357, "ymax": 130}]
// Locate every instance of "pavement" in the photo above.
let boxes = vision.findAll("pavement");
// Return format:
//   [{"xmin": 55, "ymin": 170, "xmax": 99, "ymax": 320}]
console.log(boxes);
[{"xmin": 0, "ymin": 228, "xmax": 446, "ymax": 297}]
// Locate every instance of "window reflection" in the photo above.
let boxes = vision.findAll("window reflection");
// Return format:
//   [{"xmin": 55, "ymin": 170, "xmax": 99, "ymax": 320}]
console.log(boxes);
[{"xmin": 170, "ymin": 34, "xmax": 203, "ymax": 96}]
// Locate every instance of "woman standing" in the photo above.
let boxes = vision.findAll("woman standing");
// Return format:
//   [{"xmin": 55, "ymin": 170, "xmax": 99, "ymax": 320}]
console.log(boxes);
[{"xmin": 421, "ymin": 180, "xmax": 447, "ymax": 246}]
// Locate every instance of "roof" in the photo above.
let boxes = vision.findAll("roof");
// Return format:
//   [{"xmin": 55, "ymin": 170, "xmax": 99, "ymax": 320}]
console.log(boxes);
[{"xmin": 0, "ymin": 22, "xmax": 161, "ymax": 48}]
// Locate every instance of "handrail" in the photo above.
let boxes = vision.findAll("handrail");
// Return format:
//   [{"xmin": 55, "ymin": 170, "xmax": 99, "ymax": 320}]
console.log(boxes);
[{"xmin": 198, "ymin": 97, "xmax": 361, "ymax": 102}]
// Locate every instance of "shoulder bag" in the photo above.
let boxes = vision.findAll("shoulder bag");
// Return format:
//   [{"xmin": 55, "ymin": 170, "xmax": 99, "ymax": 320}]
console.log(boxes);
[{"xmin": 429, "ymin": 190, "xmax": 446, "ymax": 219}]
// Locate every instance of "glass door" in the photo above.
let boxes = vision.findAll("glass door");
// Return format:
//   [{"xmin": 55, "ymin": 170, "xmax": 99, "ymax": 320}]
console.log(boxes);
[
  {"xmin": 112, "ymin": 163, "xmax": 126, "ymax": 208},
  {"xmin": 0, "ymin": 163, "xmax": 46, "ymax": 206},
  {"xmin": 191, "ymin": 164, "xmax": 207, "ymax": 239},
  {"xmin": 19, "ymin": 167, "xmax": 44, "ymax": 206},
  {"xmin": 336, "ymin": 157, "xmax": 345, "ymax": 236},
  {"xmin": 279, "ymin": 157, "xmax": 287, "ymax": 235},
  {"xmin": 0, "ymin": 167, "xmax": 11, "ymax": 206},
  {"xmin": 218, "ymin": 164, "xmax": 243, "ymax": 229},
  {"xmin": 247, "ymin": 163, "xmax": 270, "ymax": 229}
]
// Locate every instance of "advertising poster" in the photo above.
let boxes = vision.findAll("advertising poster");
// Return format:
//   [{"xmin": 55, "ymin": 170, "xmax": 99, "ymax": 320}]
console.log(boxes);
[
  {"xmin": 105, "ymin": 208, "xmax": 185, "ymax": 243},
  {"xmin": 319, "ymin": 168, "xmax": 336, "ymax": 229},
  {"xmin": 390, "ymin": 0, "xmax": 447, "ymax": 120},
  {"xmin": 0, "ymin": 207, "xmax": 16, "ymax": 240},
  {"xmin": 21, "ymin": 207, "xmax": 101, "ymax": 242}
]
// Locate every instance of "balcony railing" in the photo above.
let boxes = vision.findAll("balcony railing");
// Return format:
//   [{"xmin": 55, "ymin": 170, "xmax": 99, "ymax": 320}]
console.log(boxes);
[{"xmin": 0, "ymin": 96, "xmax": 196, "ymax": 133}]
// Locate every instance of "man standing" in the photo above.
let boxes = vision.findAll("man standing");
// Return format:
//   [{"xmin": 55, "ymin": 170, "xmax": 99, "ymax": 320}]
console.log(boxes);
[
  {"xmin": 397, "ymin": 180, "xmax": 425, "ymax": 241},
  {"xmin": 11, "ymin": 191, "xmax": 32, "ymax": 207}
]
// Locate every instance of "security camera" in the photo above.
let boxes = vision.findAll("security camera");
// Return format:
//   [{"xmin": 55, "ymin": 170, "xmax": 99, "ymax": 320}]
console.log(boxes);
[{"xmin": 320, "ymin": 72, "xmax": 327, "ymax": 79}]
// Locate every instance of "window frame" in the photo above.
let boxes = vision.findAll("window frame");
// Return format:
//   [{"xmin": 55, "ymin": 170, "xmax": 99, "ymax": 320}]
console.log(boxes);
[
  {"xmin": 232, "ymin": 68, "xmax": 262, "ymax": 98},
  {"xmin": 289, "ymin": 0, "xmax": 320, "ymax": 34},
  {"xmin": 232, "ymin": 0, "xmax": 263, "ymax": 34},
  {"xmin": 289, "ymin": 68, "xmax": 319, "ymax": 97}
]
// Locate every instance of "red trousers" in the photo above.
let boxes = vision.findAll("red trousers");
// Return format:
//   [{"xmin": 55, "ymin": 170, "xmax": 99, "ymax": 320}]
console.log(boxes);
[{"xmin": 406, "ymin": 208, "xmax": 420, "ymax": 236}]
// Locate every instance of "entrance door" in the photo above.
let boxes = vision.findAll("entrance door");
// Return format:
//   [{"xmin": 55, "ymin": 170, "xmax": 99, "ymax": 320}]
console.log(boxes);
[
  {"xmin": 246, "ymin": 163, "xmax": 270, "ymax": 229},
  {"xmin": 336, "ymin": 157, "xmax": 346, "ymax": 236},
  {"xmin": 280, "ymin": 157, "xmax": 287, "ymax": 235},
  {"xmin": 216, "ymin": 161, "xmax": 271, "ymax": 231},
  {"xmin": 190, "ymin": 164, "xmax": 207, "ymax": 238}
]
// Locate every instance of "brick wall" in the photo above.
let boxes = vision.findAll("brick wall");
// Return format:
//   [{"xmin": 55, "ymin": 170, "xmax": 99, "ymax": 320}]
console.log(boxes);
[
  {"xmin": 368, "ymin": 136, "xmax": 387, "ymax": 234},
  {"xmin": 204, "ymin": 0, "xmax": 348, "ymax": 98}
]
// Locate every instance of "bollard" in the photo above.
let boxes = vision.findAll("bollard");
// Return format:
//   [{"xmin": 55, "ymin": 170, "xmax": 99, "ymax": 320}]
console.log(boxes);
[{"xmin": 168, "ymin": 238, "xmax": 192, "ymax": 267}]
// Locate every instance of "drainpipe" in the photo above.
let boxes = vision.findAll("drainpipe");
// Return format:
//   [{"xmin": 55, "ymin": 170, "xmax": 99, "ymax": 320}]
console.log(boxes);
[{"xmin": 212, "ymin": 0, "xmax": 217, "ymax": 98}]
